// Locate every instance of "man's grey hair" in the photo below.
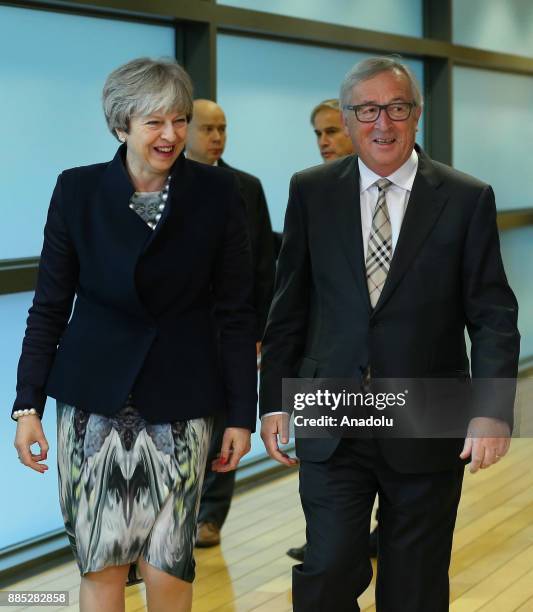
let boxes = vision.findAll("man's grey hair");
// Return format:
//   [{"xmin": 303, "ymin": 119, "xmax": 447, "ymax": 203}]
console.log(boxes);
[
  {"xmin": 102, "ymin": 57, "xmax": 193, "ymax": 140},
  {"xmin": 310, "ymin": 98, "xmax": 341, "ymax": 125},
  {"xmin": 340, "ymin": 56, "xmax": 423, "ymax": 115}
]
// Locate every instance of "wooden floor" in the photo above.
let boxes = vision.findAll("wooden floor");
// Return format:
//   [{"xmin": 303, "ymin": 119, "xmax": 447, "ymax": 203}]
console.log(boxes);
[{"xmin": 7, "ymin": 377, "xmax": 533, "ymax": 611}]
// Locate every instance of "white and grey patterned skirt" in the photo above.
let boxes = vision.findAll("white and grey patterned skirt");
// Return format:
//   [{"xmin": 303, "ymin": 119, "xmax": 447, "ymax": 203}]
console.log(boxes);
[{"xmin": 56, "ymin": 401, "xmax": 213, "ymax": 584}]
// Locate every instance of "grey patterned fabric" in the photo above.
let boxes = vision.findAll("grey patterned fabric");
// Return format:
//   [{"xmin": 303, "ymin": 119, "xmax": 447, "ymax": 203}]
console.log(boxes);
[
  {"xmin": 128, "ymin": 175, "xmax": 170, "ymax": 230},
  {"xmin": 57, "ymin": 402, "xmax": 213, "ymax": 584},
  {"xmin": 129, "ymin": 191, "xmax": 165, "ymax": 229},
  {"xmin": 366, "ymin": 178, "xmax": 392, "ymax": 307}
]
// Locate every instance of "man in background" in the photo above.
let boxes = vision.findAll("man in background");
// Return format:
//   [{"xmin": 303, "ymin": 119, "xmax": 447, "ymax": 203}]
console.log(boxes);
[
  {"xmin": 311, "ymin": 98, "xmax": 354, "ymax": 162},
  {"xmin": 187, "ymin": 99, "xmax": 276, "ymax": 547}
]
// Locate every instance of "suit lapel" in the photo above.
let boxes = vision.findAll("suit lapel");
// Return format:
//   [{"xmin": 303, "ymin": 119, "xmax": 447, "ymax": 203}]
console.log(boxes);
[
  {"xmin": 372, "ymin": 147, "xmax": 448, "ymax": 314},
  {"xmin": 218, "ymin": 158, "xmax": 248, "ymax": 212},
  {"xmin": 330, "ymin": 156, "xmax": 372, "ymax": 312}
]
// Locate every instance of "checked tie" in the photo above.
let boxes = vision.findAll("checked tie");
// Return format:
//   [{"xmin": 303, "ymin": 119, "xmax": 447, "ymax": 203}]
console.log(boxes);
[{"xmin": 366, "ymin": 178, "xmax": 392, "ymax": 308}]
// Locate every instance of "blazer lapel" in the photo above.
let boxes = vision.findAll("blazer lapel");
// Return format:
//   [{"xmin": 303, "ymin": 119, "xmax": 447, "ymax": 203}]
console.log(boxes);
[
  {"xmin": 101, "ymin": 146, "xmax": 190, "ymax": 249},
  {"xmin": 100, "ymin": 145, "xmax": 149, "ymax": 247},
  {"xmin": 97, "ymin": 147, "xmax": 191, "ymax": 317},
  {"xmin": 372, "ymin": 147, "xmax": 448, "ymax": 314},
  {"xmin": 330, "ymin": 156, "xmax": 372, "ymax": 312},
  {"xmin": 144, "ymin": 152, "xmax": 189, "ymax": 247}
]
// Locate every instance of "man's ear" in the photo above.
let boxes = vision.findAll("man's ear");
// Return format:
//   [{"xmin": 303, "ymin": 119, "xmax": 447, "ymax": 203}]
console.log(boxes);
[
  {"xmin": 342, "ymin": 112, "xmax": 350, "ymax": 136},
  {"xmin": 414, "ymin": 105, "xmax": 423, "ymax": 126}
]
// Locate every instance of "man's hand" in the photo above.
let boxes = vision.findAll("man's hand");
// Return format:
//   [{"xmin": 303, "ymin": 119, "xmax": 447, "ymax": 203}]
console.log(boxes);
[
  {"xmin": 14, "ymin": 415, "xmax": 49, "ymax": 474},
  {"xmin": 460, "ymin": 416, "xmax": 511, "ymax": 474},
  {"xmin": 212, "ymin": 427, "xmax": 251, "ymax": 472},
  {"xmin": 256, "ymin": 342, "xmax": 262, "ymax": 370},
  {"xmin": 261, "ymin": 413, "xmax": 298, "ymax": 467}
]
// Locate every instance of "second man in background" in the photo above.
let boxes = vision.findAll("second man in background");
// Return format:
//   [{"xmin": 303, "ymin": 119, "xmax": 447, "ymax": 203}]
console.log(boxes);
[
  {"xmin": 311, "ymin": 98, "xmax": 354, "ymax": 162},
  {"xmin": 187, "ymin": 99, "xmax": 276, "ymax": 547}
]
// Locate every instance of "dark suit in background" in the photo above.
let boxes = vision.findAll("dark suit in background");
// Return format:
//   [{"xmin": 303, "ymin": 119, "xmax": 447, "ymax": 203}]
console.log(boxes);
[
  {"xmin": 218, "ymin": 159, "xmax": 276, "ymax": 339},
  {"xmin": 198, "ymin": 159, "xmax": 276, "ymax": 529}
]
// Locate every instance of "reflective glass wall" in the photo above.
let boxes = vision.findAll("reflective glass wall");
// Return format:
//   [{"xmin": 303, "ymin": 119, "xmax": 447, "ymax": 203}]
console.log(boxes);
[
  {"xmin": 453, "ymin": 0, "xmax": 533, "ymax": 57},
  {"xmin": 218, "ymin": 0, "xmax": 423, "ymax": 37},
  {"xmin": 0, "ymin": 5, "xmax": 175, "ymax": 259},
  {"xmin": 453, "ymin": 67, "xmax": 533, "ymax": 359},
  {"xmin": 0, "ymin": 4, "xmax": 175, "ymax": 549},
  {"xmin": 452, "ymin": 67, "xmax": 533, "ymax": 211},
  {"xmin": 217, "ymin": 33, "xmax": 425, "ymax": 231}
]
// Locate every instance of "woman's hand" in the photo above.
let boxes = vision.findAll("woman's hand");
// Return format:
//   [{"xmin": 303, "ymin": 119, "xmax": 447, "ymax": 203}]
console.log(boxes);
[
  {"xmin": 212, "ymin": 427, "xmax": 251, "ymax": 472},
  {"xmin": 14, "ymin": 415, "xmax": 49, "ymax": 474}
]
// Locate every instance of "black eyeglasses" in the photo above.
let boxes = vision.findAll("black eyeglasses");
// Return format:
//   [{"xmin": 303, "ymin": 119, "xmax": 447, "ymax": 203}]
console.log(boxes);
[{"xmin": 343, "ymin": 102, "xmax": 416, "ymax": 123}]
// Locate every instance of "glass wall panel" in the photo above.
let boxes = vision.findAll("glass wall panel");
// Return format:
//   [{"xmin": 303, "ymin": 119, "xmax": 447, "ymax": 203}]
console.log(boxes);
[
  {"xmin": 218, "ymin": 0, "xmax": 422, "ymax": 38},
  {"xmin": 0, "ymin": 6, "xmax": 175, "ymax": 260},
  {"xmin": 218, "ymin": 33, "xmax": 425, "ymax": 231},
  {"xmin": 453, "ymin": 65, "xmax": 533, "ymax": 361},
  {"xmin": 453, "ymin": 67, "xmax": 533, "ymax": 211},
  {"xmin": 500, "ymin": 228, "xmax": 533, "ymax": 361},
  {"xmin": 453, "ymin": 0, "xmax": 533, "ymax": 58},
  {"xmin": 0, "ymin": 292, "xmax": 65, "ymax": 549}
]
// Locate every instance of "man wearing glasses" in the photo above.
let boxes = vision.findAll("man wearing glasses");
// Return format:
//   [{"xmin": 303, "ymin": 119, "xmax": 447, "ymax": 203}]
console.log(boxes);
[
  {"xmin": 260, "ymin": 57, "xmax": 519, "ymax": 610},
  {"xmin": 287, "ymin": 98, "xmax": 379, "ymax": 563}
]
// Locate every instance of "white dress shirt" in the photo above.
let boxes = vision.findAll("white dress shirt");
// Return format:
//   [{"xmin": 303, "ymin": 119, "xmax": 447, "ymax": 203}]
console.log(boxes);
[
  {"xmin": 184, "ymin": 151, "xmax": 218, "ymax": 166},
  {"xmin": 261, "ymin": 150, "xmax": 419, "ymax": 420},
  {"xmin": 359, "ymin": 149, "xmax": 418, "ymax": 259}
]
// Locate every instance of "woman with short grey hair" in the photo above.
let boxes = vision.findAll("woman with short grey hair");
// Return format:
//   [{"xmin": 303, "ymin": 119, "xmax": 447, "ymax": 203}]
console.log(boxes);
[
  {"xmin": 13, "ymin": 57, "xmax": 257, "ymax": 612},
  {"xmin": 102, "ymin": 57, "xmax": 194, "ymax": 136}
]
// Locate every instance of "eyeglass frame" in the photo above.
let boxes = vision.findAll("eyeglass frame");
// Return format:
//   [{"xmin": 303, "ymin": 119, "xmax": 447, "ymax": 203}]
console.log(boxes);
[{"xmin": 343, "ymin": 101, "xmax": 417, "ymax": 123}]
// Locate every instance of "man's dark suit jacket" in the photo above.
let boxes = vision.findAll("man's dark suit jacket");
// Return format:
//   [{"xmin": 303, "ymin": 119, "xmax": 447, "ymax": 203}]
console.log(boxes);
[
  {"xmin": 218, "ymin": 159, "xmax": 275, "ymax": 340},
  {"xmin": 14, "ymin": 146, "xmax": 258, "ymax": 429},
  {"xmin": 259, "ymin": 146, "xmax": 520, "ymax": 472}
]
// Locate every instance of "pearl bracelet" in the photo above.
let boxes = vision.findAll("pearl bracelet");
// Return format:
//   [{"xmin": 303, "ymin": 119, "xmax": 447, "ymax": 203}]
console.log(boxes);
[{"xmin": 12, "ymin": 408, "xmax": 38, "ymax": 420}]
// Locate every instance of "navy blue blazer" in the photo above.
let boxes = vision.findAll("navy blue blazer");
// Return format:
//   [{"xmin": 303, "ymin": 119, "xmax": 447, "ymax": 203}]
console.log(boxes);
[
  {"xmin": 218, "ymin": 159, "xmax": 275, "ymax": 340},
  {"xmin": 14, "ymin": 146, "xmax": 258, "ymax": 429}
]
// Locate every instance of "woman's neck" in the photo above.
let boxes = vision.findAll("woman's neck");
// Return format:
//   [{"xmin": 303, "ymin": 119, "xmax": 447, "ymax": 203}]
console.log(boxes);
[{"xmin": 125, "ymin": 158, "xmax": 169, "ymax": 192}]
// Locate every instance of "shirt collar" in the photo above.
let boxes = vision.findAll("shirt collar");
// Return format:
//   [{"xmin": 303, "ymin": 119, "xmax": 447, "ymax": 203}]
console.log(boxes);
[
  {"xmin": 184, "ymin": 150, "xmax": 218, "ymax": 166},
  {"xmin": 358, "ymin": 149, "xmax": 419, "ymax": 193}
]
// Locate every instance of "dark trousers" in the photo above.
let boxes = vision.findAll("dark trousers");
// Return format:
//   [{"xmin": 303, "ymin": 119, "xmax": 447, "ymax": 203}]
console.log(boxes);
[
  {"xmin": 197, "ymin": 409, "xmax": 236, "ymax": 528},
  {"xmin": 293, "ymin": 438, "xmax": 464, "ymax": 612}
]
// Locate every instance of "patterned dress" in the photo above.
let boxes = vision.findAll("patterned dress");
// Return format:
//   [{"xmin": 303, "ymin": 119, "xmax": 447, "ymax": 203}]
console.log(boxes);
[{"xmin": 56, "ymin": 186, "xmax": 213, "ymax": 583}]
